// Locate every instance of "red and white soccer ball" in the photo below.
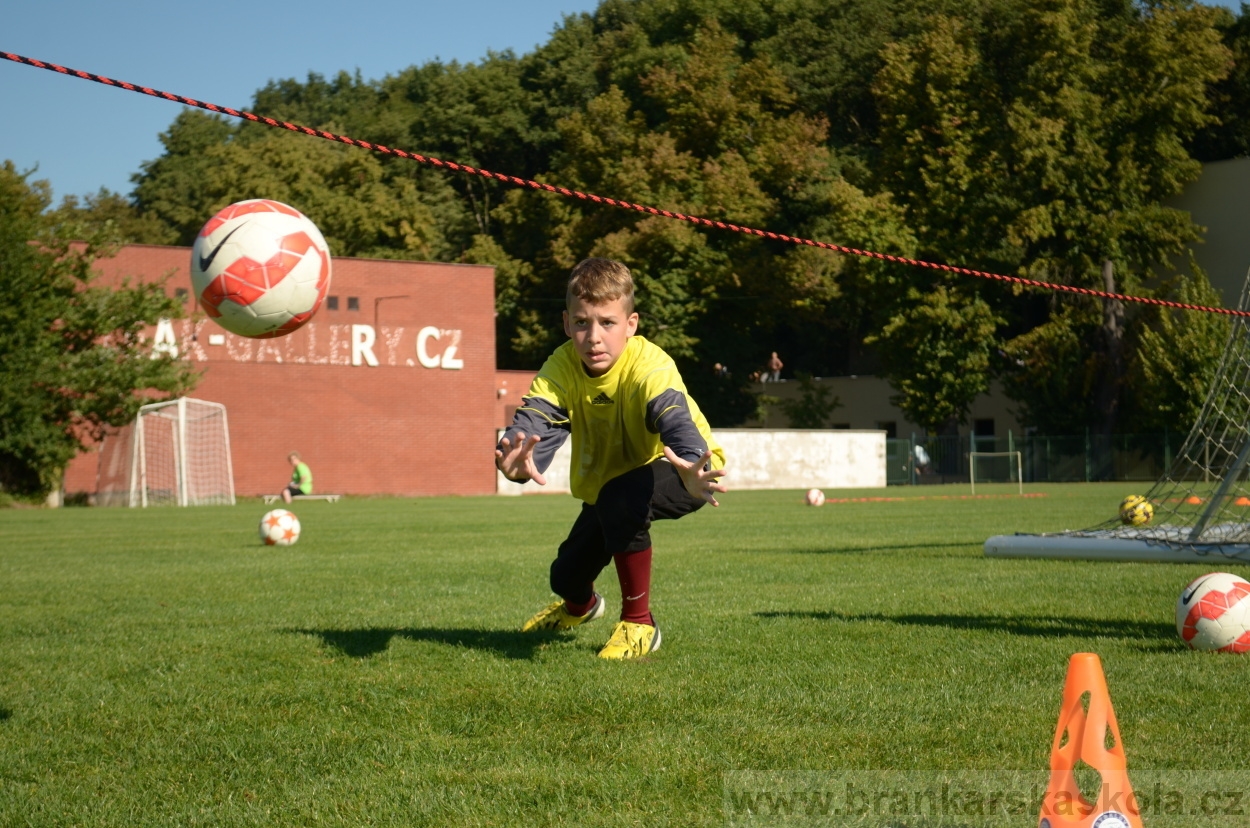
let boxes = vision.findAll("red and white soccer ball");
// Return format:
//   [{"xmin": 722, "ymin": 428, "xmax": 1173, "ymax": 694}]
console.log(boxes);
[
  {"xmin": 805, "ymin": 488, "xmax": 826, "ymax": 507},
  {"xmin": 1175, "ymin": 572, "xmax": 1250, "ymax": 653},
  {"xmin": 190, "ymin": 199, "xmax": 331, "ymax": 339},
  {"xmin": 259, "ymin": 509, "xmax": 301, "ymax": 547}
]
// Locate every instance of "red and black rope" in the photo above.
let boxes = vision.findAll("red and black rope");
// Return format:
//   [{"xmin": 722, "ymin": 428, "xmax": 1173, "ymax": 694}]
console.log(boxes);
[{"xmin": 5, "ymin": 50, "xmax": 1244, "ymax": 318}]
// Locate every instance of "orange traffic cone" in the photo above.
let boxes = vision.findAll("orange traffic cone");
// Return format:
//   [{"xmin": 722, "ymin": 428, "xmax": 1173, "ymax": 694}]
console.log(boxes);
[{"xmin": 1038, "ymin": 653, "xmax": 1143, "ymax": 828}]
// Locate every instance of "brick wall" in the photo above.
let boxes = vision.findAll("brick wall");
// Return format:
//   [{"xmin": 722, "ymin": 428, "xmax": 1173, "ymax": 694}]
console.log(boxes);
[
  {"xmin": 64, "ymin": 245, "xmax": 502, "ymax": 498},
  {"xmin": 494, "ymin": 369, "xmax": 540, "ymax": 428}
]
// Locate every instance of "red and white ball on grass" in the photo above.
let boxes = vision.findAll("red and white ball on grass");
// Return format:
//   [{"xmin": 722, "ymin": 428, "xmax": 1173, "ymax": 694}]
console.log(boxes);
[
  {"xmin": 259, "ymin": 509, "xmax": 301, "ymax": 547},
  {"xmin": 805, "ymin": 488, "xmax": 826, "ymax": 507},
  {"xmin": 190, "ymin": 199, "xmax": 332, "ymax": 339},
  {"xmin": 1176, "ymin": 572, "xmax": 1250, "ymax": 653}
]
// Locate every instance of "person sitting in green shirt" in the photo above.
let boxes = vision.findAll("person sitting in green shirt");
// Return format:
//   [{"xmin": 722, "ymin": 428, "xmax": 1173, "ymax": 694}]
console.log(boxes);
[{"xmin": 282, "ymin": 452, "xmax": 313, "ymax": 503}]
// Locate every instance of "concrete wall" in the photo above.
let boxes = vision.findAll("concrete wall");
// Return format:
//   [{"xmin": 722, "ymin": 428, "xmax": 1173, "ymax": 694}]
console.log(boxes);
[
  {"xmin": 714, "ymin": 429, "xmax": 886, "ymax": 489},
  {"xmin": 1165, "ymin": 156, "xmax": 1250, "ymax": 305},
  {"xmin": 496, "ymin": 428, "xmax": 886, "ymax": 495}
]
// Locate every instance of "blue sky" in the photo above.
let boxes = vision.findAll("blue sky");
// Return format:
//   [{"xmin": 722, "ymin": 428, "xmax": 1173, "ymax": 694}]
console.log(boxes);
[
  {"xmin": 1, "ymin": 0, "xmax": 601, "ymax": 202},
  {"xmin": 2, "ymin": 1, "xmax": 1243, "ymax": 204}
]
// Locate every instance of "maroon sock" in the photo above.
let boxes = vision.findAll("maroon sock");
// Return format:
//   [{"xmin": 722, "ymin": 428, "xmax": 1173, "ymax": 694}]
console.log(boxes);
[
  {"xmin": 565, "ymin": 589, "xmax": 596, "ymax": 617},
  {"xmin": 614, "ymin": 547, "xmax": 653, "ymax": 625}
]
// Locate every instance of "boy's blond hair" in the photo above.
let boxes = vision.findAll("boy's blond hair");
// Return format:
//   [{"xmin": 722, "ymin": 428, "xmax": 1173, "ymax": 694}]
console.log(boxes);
[{"xmin": 567, "ymin": 258, "xmax": 635, "ymax": 313}]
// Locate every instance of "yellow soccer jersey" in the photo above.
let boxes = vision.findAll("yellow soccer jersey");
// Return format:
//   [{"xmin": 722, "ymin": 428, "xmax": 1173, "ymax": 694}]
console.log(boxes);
[{"xmin": 514, "ymin": 336, "xmax": 725, "ymax": 504}]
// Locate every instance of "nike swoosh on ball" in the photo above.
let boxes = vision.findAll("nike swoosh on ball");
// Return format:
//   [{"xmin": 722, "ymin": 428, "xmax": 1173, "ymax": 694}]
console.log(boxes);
[{"xmin": 198, "ymin": 224, "xmax": 244, "ymax": 271}]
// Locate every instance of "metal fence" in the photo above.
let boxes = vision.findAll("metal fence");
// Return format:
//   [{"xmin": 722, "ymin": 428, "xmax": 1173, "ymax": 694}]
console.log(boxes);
[{"xmin": 886, "ymin": 431, "xmax": 1178, "ymax": 485}]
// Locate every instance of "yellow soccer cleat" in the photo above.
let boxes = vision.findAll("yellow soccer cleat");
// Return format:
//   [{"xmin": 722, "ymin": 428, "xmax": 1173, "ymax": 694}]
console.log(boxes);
[
  {"xmin": 521, "ymin": 593, "xmax": 605, "ymax": 632},
  {"xmin": 597, "ymin": 620, "xmax": 662, "ymax": 659}
]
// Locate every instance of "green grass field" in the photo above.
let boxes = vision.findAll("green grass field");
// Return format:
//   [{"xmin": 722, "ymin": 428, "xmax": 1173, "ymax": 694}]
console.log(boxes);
[{"xmin": 2, "ymin": 483, "xmax": 1247, "ymax": 826}]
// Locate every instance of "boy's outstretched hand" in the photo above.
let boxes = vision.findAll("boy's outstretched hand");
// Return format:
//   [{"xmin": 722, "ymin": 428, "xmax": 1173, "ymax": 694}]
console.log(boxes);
[
  {"xmin": 663, "ymin": 447, "xmax": 728, "ymax": 507},
  {"xmin": 496, "ymin": 432, "xmax": 547, "ymax": 485}
]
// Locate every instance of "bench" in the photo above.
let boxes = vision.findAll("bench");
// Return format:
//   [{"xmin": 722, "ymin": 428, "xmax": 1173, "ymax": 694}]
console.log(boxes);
[{"xmin": 262, "ymin": 494, "xmax": 342, "ymax": 504}]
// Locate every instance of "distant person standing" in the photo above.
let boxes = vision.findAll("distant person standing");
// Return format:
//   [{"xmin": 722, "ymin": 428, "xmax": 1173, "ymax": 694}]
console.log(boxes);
[
  {"xmin": 766, "ymin": 351, "xmax": 783, "ymax": 382},
  {"xmin": 282, "ymin": 452, "xmax": 313, "ymax": 504}
]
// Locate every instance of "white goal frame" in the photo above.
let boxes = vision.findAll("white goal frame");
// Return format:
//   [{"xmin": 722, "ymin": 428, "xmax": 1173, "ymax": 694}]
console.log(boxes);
[
  {"xmin": 968, "ymin": 451, "xmax": 1022, "ymax": 495},
  {"xmin": 127, "ymin": 397, "xmax": 235, "ymax": 507}
]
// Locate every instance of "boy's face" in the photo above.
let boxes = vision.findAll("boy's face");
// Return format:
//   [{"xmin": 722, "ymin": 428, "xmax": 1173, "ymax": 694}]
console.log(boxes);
[{"xmin": 563, "ymin": 294, "xmax": 639, "ymax": 377}]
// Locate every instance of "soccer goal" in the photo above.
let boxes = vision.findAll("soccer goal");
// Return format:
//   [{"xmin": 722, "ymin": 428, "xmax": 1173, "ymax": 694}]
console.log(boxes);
[
  {"xmin": 969, "ymin": 451, "xmax": 1023, "ymax": 495},
  {"xmin": 986, "ymin": 273, "xmax": 1250, "ymax": 563},
  {"xmin": 96, "ymin": 397, "xmax": 235, "ymax": 507}
]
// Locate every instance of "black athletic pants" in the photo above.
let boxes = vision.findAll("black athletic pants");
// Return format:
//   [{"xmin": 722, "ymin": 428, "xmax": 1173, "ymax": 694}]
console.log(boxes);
[{"xmin": 550, "ymin": 459, "xmax": 704, "ymax": 604}]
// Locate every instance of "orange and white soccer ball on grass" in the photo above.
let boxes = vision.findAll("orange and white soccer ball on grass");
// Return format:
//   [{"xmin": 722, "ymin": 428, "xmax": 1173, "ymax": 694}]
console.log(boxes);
[
  {"xmin": 1176, "ymin": 572, "xmax": 1250, "ymax": 653},
  {"xmin": 259, "ymin": 509, "xmax": 301, "ymax": 547},
  {"xmin": 190, "ymin": 199, "xmax": 332, "ymax": 338}
]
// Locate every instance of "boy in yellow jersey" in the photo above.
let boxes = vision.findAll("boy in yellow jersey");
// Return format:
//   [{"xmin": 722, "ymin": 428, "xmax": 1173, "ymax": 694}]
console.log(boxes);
[{"xmin": 496, "ymin": 258, "xmax": 727, "ymax": 659}]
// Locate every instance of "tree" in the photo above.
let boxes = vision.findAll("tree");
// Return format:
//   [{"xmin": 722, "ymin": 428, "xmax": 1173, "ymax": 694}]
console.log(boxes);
[
  {"xmin": 398, "ymin": 54, "xmax": 546, "ymax": 237},
  {"xmin": 488, "ymin": 20, "xmax": 914, "ymax": 421},
  {"xmin": 998, "ymin": 301, "xmax": 1103, "ymax": 435},
  {"xmin": 121, "ymin": 6, "xmax": 921, "ymax": 389},
  {"xmin": 0, "ymin": 162, "xmax": 195, "ymax": 498},
  {"xmin": 131, "ymin": 110, "xmax": 240, "ymax": 244},
  {"xmin": 1126, "ymin": 265, "xmax": 1231, "ymax": 436},
  {"xmin": 866, "ymin": 286, "xmax": 1002, "ymax": 434},
  {"xmin": 778, "ymin": 373, "xmax": 843, "ymax": 429},
  {"xmin": 46, "ymin": 189, "xmax": 176, "ymax": 246},
  {"xmin": 1190, "ymin": 4, "xmax": 1250, "ymax": 161},
  {"xmin": 111, "ymin": 0, "xmax": 1235, "ymax": 435},
  {"xmin": 870, "ymin": 0, "xmax": 1230, "ymax": 435},
  {"xmin": 137, "ymin": 124, "xmax": 452, "ymax": 261}
]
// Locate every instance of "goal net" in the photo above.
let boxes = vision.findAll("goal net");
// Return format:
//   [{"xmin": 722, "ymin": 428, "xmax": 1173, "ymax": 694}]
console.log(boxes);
[
  {"xmin": 96, "ymin": 397, "xmax": 235, "ymax": 507},
  {"xmin": 987, "ymin": 274, "xmax": 1250, "ymax": 563},
  {"xmin": 969, "ymin": 451, "xmax": 1022, "ymax": 495}
]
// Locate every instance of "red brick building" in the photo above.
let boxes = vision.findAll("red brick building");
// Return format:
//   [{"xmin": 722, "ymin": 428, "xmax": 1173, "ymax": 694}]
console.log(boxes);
[{"xmin": 64, "ymin": 245, "xmax": 535, "ymax": 499}]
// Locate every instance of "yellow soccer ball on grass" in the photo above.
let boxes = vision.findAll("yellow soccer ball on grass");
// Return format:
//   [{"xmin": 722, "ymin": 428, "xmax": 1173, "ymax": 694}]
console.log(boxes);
[{"xmin": 1119, "ymin": 495, "xmax": 1153, "ymax": 526}]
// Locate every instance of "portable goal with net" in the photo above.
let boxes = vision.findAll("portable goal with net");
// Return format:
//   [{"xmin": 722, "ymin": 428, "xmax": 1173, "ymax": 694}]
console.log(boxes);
[
  {"xmin": 986, "ymin": 275, "xmax": 1250, "ymax": 563},
  {"xmin": 96, "ymin": 397, "xmax": 236, "ymax": 507}
]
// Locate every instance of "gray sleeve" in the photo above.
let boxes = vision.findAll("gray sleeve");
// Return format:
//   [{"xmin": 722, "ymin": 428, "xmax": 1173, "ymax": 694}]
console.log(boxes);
[
  {"xmin": 645, "ymin": 388, "xmax": 708, "ymax": 464},
  {"xmin": 499, "ymin": 396, "xmax": 571, "ymax": 475}
]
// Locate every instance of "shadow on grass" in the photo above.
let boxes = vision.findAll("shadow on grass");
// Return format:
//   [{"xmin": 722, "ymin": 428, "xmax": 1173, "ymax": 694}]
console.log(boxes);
[
  {"xmin": 0, "ymin": 707, "xmax": 10, "ymax": 722},
  {"xmin": 290, "ymin": 627, "xmax": 559, "ymax": 660},
  {"xmin": 789, "ymin": 541, "xmax": 982, "ymax": 555},
  {"xmin": 756, "ymin": 610, "xmax": 1177, "ymax": 643}
]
